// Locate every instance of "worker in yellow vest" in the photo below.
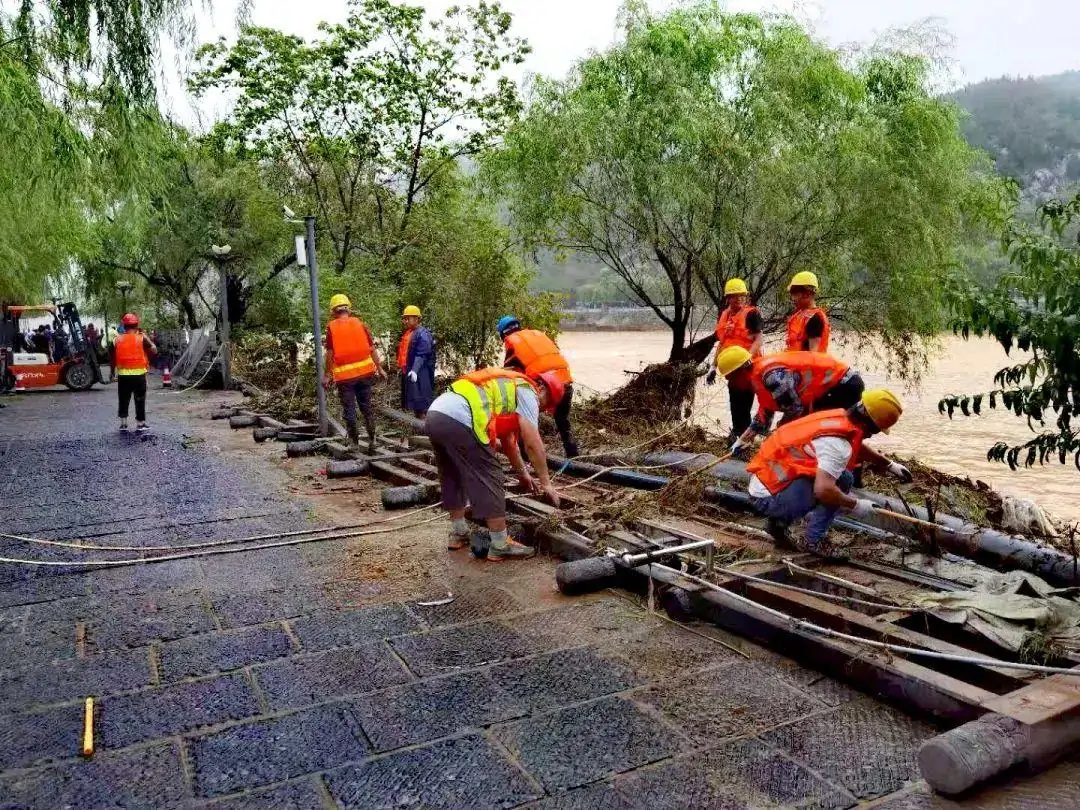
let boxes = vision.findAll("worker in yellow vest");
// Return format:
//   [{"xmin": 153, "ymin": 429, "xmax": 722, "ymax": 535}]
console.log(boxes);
[
  {"xmin": 323, "ymin": 294, "xmax": 385, "ymax": 452},
  {"xmin": 109, "ymin": 313, "xmax": 157, "ymax": 431}
]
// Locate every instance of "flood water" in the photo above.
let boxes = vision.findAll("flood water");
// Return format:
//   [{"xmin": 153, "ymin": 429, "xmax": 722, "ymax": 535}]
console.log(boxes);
[{"xmin": 559, "ymin": 330, "xmax": 1080, "ymax": 522}]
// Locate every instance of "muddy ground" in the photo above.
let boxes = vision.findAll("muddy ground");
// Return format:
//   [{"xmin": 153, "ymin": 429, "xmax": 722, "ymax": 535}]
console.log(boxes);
[{"xmin": 0, "ymin": 381, "xmax": 1078, "ymax": 808}]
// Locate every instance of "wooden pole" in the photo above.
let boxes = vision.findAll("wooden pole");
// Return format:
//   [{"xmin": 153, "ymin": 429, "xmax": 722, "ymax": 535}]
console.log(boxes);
[{"xmin": 218, "ymin": 262, "xmax": 231, "ymax": 390}]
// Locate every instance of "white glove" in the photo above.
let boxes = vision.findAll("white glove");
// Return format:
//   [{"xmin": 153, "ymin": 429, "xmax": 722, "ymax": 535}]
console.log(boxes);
[
  {"xmin": 848, "ymin": 499, "xmax": 876, "ymax": 520},
  {"xmin": 407, "ymin": 370, "xmax": 418, "ymax": 383},
  {"xmin": 888, "ymin": 461, "xmax": 913, "ymax": 483},
  {"xmin": 729, "ymin": 439, "xmax": 744, "ymax": 455}
]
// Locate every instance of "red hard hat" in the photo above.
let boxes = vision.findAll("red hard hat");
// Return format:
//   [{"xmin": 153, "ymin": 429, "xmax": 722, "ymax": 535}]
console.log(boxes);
[
  {"xmin": 536, "ymin": 372, "xmax": 565, "ymax": 414},
  {"xmin": 121, "ymin": 313, "xmax": 139, "ymax": 326}
]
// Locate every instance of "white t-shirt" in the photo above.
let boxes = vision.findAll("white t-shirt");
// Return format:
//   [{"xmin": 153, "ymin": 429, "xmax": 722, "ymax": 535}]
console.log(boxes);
[
  {"xmin": 747, "ymin": 436, "xmax": 853, "ymax": 498},
  {"xmin": 428, "ymin": 385, "xmax": 540, "ymax": 430}
]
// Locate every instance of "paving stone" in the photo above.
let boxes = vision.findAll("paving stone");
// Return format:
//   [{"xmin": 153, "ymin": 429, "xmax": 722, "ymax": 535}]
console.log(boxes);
[
  {"xmin": 762, "ymin": 699, "xmax": 935, "ymax": 801},
  {"xmin": 188, "ymin": 704, "xmax": 370, "ymax": 797},
  {"xmin": 0, "ymin": 702, "xmax": 85, "ymax": 769},
  {"xmin": 490, "ymin": 647, "xmax": 644, "ymax": 712},
  {"xmin": 638, "ymin": 661, "xmax": 822, "ymax": 745},
  {"xmin": 752, "ymin": 650, "xmax": 861, "ymax": 708},
  {"xmin": 351, "ymin": 671, "xmax": 523, "ymax": 752},
  {"xmin": 405, "ymin": 588, "xmax": 523, "ymax": 628},
  {"xmin": 89, "ymin": 601, "xmax": 218, "ymax": 650},
  {"xmin": 213, "ymin": 586, "xmax": 329, "ymax": 628},
  {"xmin": 199, "ymin": 549, "xmax": 314, "ymax": 595},
  {"xmin": 525, "ymin": 783, "xmax": 630, "ymax": 809},
  {"xmin": 390, "ymin": 621, "xmax": 538, "ymax": 677},
  {"xmin": 324, "ymin": 733, "xmax": 542, "ymax": 810},
  {"xmin": 201, "ymin": 779, "xmax": 327, "ymax": 809},
  {"xmin": 0, "ymin": 741, "xmax": 191, "ymax": 809},
  {"xmin": 255, "ymin": 644, "xmax": 412, "ymax": 710},
  {"xmin": 0, "ymin": 573, "xmax": 91, "ymax": 609},
  {"xmin": 0, "ymin": 618, "xmax": 78, "ymax": 664},
  {"xmin": 290, "ymin": 604, "xmax": 423, "ymax": 651},
  {"xmin": 509, "ymin": 600, "xmax": 661, "ymax": 650},
  {"xmin": 0, "ymin": 648, "xmax": 152, "ymax": 708},
  {"xmin": 98, "ymin": 673, "xmax": 261, "ymax": 749},
  {"xmin": 91, "ymin": 559, "xmax": 205, "ymax": 596},
  {"xmin": 601, "ymin": 623, "xmax": 741, "ymax": 682},
  {"xmin": 159, "ymin": 625, "xmax": 293, "ymax": 682},
  {"xmin": 495, "ymin": 695, "xmax": 683, "ymax": 791}
]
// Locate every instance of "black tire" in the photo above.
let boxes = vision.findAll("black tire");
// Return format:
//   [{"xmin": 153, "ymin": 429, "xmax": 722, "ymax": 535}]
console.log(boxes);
[
  {"xmin": 1, "ymin": 369, "xmax": 14, "ymax": 393},
  {"xmin": 62, "ymin": 361, "xmax": 96, "ymax": 391}
]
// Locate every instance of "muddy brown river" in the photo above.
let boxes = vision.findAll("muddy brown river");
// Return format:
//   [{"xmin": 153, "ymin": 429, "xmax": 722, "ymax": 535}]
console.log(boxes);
[{"xmin": 559, "ymin": 331, "xmax": 1080, "ymax": 522}]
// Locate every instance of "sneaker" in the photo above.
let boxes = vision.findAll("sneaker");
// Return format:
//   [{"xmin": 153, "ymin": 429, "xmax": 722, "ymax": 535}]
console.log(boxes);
[
  {"xmin": 136, "ymin": 422, "xmax": 149, "ymax": 432},
  {"xmin": 447, "ymin": 532, "xmax": 469, "ymax": 551},
  {"xmin": 119, "ymin": 420, "xmax": 128, "ymax": 432},
  {"xmin": 766, "ymin": 518, "xmax": 796, "ymax": 550},
  {"xmin": 806, "ymin": 538, "xmax": 850, "ymax": 561},
  {"xmin": 487, "ymin": 537, "xmax": 536, "ymax": 561}
]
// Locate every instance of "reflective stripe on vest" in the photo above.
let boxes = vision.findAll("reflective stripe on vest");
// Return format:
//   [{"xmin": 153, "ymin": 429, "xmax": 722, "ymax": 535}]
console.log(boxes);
[
  {"xmin": 114, "ymin": 332, "xmax": 148, "ymax": 375},
  {"xmin": 752, "ymin": 351, "xmax": 849, "ymax": 413},
  {"xmin": 504, "ymin": 329, "xmax": 572, "ymax": 384},
  {"xmin": 746, "ymin": 409, "xmax": 864, "ymax": 495},
  {"xmin": 450, "ymin": 369, "xmax": 536, "ymax": 447},
  {"xmin": 715, "ymin": 306, "xmax": 758, "ymax": 351},
  {"xmin": 785, "ymin": 307, "xmax": 830, "ymax": 352},
  {"xmin": 328, "ymin": 317, "xmax": 375, "ymax": 381}
]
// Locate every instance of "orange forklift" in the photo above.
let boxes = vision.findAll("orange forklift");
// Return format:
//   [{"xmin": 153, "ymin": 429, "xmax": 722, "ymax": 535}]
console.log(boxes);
[{"xmin": 1, "ymin": 303, "xmax": 106, "ymax": 392}]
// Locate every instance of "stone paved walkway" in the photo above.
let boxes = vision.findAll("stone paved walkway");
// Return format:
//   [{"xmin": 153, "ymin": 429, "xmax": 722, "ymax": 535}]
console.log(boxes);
[{"xmin": 2, "ymin": 386, "xmax": 1072, "ymax": 809}]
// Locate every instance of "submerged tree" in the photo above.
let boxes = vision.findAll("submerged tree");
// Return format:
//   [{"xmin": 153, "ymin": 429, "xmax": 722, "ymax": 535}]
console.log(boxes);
[
  {"xmin": 943, "ymin": 187, "xmax": 1080, "ymax": 471},
  {"xmin": 488, "ymin": 0, "xmax": 990, "ymax": 365}
]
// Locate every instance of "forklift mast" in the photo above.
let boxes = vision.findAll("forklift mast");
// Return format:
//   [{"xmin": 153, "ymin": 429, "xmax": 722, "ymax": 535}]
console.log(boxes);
[{"xmin": 55, "ymin": 302, "xmax": 105, "ymax": 383}]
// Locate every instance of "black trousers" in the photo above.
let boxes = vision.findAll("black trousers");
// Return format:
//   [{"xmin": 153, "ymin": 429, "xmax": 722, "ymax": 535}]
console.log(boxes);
[
  {"xmin": 554, "ymin": 383, "xmax": 579, "ymax": 458},
  {"xmin": 811, "ymin": 373, "xmax": 866, "ymax": 413},
  {"xmin": 337, "ymin": 378, "xmax": 375, "ymax": 442},
  {"xmin": 728, "ymin": 383, "xmax": 756, "ymax": 437},
  {"xmin": 117, "ymin": 374, "xmax": 147, "ymax": 421}
]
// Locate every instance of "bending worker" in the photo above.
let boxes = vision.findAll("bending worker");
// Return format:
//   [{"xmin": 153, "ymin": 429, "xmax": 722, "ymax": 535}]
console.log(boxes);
[
  {"xmin": 426, "ymin": 368, "xmax": 563, "ymax": 561},
  {"xmin": 786, "ymin": 271, "xmax": 830, "ymax": 352},
  {"xmin": 110, "ymin": 313, "xmax": 157, "ymax": 432},
  {"xmin": 497, "ymin": 316, "xmax": 579, "ymax": 458},
  {"xmin": 397, "ymin": 305, "xmax": 435, "ymax": 418},
  {"xmin": 706, "ymin": 278, "xmax": 763, "ymax": 436},
  {"xmin": 746, "ymin": 390, "xmax": 913, "ymax": 556},
  {"xmin": 323, "ymin": 294, "xmax": 385, "ymax": 453},
  {"xmin": 715, "ymin": 347, "xmax": 865, "ymax": 451}
]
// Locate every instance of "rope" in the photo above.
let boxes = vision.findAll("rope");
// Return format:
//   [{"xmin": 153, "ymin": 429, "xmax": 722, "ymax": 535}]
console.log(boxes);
[
  {"xmin": 652, "ymin": 563, "xmax": 1080, "ymax": 677},
  {"xmin": 175, "ymin": 346, "xmax": 224, "ymax": 394}
]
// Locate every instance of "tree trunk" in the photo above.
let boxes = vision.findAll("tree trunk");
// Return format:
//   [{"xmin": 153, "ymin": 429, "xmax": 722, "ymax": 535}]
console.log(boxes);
[
  {"xmin": 181, "ymin": 299, "xmax": 200, "ymax": 330},
  {"xmin": 225, "ymin": 273, "xmax": 248, "ymax": 326}
]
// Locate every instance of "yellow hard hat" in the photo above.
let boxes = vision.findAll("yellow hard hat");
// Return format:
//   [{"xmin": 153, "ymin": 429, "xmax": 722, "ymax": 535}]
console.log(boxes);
[
  {"xmin": 723, "ymin": 278, "xmax": 748, "ymax": 296},
  {"xmin": 788, "ymin": 271, "xmax": 819, "ymax": 291},
  {"xmin": 402, "ymin": 305, "xmax": 421, "ymax": 317},
  {"xmin": 716, "ymin": 345, "xmax": 753, "ymax": 377},
  {"xmin": 329, "ymin": 293, "xmax": 351, "ymax": 311},
  {"xmin": 860, "ymin": 389, "xmax": 903, "ymax": 434}
]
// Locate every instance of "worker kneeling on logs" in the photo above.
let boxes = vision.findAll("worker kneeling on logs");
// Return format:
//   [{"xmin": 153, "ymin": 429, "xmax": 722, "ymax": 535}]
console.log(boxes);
[
  {"xmin": 426, "ymin": 368, "xmax": 563, "ymax": 561},
  {"xmin": 498, "ymin": 315, "xmax": 579, "ymax": 458},
  {"xmin": 746, "ymin": 390, "xmax": 914, "ymax": 557},
  {"xmin": 715, "ymin": 346, "xmax": 865, "ymax": 453}
]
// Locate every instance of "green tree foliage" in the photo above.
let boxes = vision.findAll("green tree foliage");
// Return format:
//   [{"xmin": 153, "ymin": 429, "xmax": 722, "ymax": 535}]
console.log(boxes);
[
  {"xmin": 943, "ymin": 187, "xmax": 1080, "ymax": 471},
  {"xmin": 951, "ymin": 72, "xmax": 1080, "ymax": 181},
  {"xmin": 487, "ymin": 1, "xmax": 991, "ymax": 365}
]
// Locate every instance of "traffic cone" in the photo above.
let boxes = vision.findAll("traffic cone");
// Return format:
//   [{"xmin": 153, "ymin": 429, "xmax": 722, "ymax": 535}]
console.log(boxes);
[{"xmin": 162, "ymin": 366, "xmax": 172, "ymax": 388}]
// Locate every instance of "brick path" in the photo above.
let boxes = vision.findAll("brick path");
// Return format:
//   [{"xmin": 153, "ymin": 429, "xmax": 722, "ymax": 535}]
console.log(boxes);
[{"xmin": 2, "ymin": 387, "xmax": 1070, "ymax": 808}]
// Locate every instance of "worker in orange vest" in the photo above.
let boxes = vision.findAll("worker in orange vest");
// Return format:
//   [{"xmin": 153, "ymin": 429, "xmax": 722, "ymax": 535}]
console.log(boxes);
[
  {"xmin": 497, "ymin": 315, "xmax": 579, "ymax": 457},
  {"xmin": 426, "ymin": 367, "xmax": 563, "ymax": 560},
  {"xmin": 746, "ymin": 389, "xmax": 912, "ymax": 556},
  {"xmin": 705, "ymin": 278, "xmax": 763, "ymax": 436},
  {"xmin": 786, "ymin": 271, "xmax": 830, "ymax": 352},
  {"xmin": 714, "ymin": 347, "xmax": 865, "ymax": 452},
  {"xmin": 109, "ymin": 313, "xmax": 157, "ymax": 432},
  {"xmin": 397, "ymin": 305, "xmax": 435, "ymax": 417},
  {"xmin": 323, "ymin": 294, "xmax": 385, "ymax": 453}
]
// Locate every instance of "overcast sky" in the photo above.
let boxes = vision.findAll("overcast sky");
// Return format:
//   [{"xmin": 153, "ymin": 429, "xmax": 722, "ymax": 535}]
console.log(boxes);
[{"xmin": 164, "ymin": 0, "xmax": 1080, "ymax": 125}]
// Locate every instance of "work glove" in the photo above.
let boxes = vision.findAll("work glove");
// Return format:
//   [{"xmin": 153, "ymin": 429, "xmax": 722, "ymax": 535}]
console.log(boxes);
[
  {"xmin": 705, "ymin": 369, "xmax": 717, "ymax": 386},
  {"xmin": 407, "ymin": 370, "xmax": 418, "ymax": 383},
  {"xmin": 729, "ymin": 438, "xmax": 745, "ymax": 455},
  {"xmin": 888, "ymin": 461, "xmax": 913, "ymax": 483},
  {"xmin": 848, "ymin": 499, "xmax": 877, "ymax": 520}
]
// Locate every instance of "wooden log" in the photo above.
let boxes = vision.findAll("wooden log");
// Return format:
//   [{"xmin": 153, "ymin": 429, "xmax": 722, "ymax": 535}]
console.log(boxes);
[
  {"xmin": 285, "ymin": 440, "xmax": 323, "ymax": 458},
  {"xmin": 252, "ymin": 427, "xmax": 280, "ymax": 443},
  {"xmin": 257, "ymin": 416, "xmax": 287, "ymax": 430},
  {"xmin": 229, "ymin": 415, "xmax": 258, "ymax": 429},
  {"xmin": 326, "ymin": 459, "xmax": 371, "ymax": 478}
]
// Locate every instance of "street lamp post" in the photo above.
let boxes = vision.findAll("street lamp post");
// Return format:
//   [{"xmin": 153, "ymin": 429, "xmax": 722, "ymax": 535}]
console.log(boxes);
[
  {"xmin": 115, "ymin": 280, "xmax": 133, "ymax": 312},
  {"xmin": 211, "ymin": 245, "xmax": 233, "ymax": 390},
  {"xmin": 287, "ymin": 208, "xmax": 328, "ymax": 437}
]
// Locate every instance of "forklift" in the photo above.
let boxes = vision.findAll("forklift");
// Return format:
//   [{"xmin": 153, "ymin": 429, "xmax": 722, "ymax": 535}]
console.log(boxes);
[{"xmin": 1, "ymin": 302, "xmax": 106, "ymax": 392}]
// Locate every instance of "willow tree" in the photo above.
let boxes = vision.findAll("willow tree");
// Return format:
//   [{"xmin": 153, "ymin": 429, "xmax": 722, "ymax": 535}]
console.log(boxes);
[{"xmin": 488, "ymin": 0, "xmax": 990, "ymax": 367}]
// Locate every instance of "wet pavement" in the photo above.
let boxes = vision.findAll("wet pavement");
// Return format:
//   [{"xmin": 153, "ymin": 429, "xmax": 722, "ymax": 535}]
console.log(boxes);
[{"xmin": 0, "ymin": 385, "xmax": 1073, "ymax": 808}]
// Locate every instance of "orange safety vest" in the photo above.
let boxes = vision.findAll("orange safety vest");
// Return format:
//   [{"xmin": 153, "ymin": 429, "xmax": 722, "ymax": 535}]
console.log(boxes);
[
  {"xmin": 752, "ymin": 351, "xmax": 849, "ymax": 414},
  {"xmin": 504, "ymin": 329, "xmax": 572, "ymax": 385},
  {"xmin": 453, "ymin": 368, "xmax": 539, "ymax": 447},
  {"xmin": 328, "ymin": 317, "xmax": 376, "ymax": 382},
  {"xmin": 397, "ymin": 328, "xmax": 414, "ymax": 371},
  {"xmin": 715, "ymin": 306, "xmax": 759, "ymax": 352},
  {"xmin": 746, "ymin": 409, "xmax": 865, "ymax": 495},
  {"xmin": 786, "ymin": 307, "xmax": 830, "ymax": 352},
  {"xmin": 113, "ymin": 331, "xmax": 148, "ymax": 375}
]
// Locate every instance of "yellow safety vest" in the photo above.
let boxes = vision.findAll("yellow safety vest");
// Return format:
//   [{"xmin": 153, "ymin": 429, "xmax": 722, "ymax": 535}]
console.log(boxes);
[{"xmin": 450, "ymin": 369, "xmax": 534, "ymax": 446}]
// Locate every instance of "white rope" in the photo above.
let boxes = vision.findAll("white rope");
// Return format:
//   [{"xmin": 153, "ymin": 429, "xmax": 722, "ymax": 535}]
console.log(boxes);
[{"xmin": 653, "ymin": 563, "xmax": 1080, "ymax": 677}]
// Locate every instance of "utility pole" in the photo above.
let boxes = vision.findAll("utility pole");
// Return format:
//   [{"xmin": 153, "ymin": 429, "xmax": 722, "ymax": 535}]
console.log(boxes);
[
  {"xmin": 304, "ymin": 217, "xmax": 328, "ymax": 437},
  {"xmin": 212, "ymin": 245, "xmax": 233, "ymax": 390}
]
